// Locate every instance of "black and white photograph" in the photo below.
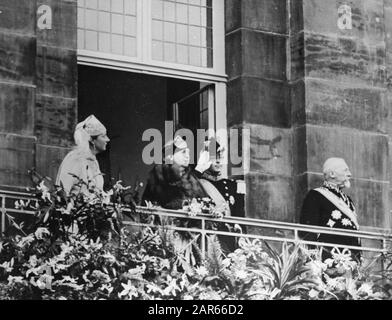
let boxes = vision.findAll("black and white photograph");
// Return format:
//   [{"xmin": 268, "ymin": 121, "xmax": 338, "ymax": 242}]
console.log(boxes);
[{"xmin": 0, "ymin": 0, "xmax": 392, "ymax": 305}]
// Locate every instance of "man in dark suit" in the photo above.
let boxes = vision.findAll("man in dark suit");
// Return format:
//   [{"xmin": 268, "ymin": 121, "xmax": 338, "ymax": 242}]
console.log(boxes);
[{"xmin": 300, "ymin": 158, "xmax": 361, "ymax": 262}]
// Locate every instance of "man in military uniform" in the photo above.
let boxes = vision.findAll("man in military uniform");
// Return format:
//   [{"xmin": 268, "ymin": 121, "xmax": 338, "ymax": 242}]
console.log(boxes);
[
  {"xmin": 300, "ymin": 157, "xmax": 361, "ymax": 262},
  {"xmin": 194, "ymin": 139, "xmax": 245, "ymax": 218},
  {"xmin": 194, "ymin": 138, "xmax": 245, "ymax": 252}
]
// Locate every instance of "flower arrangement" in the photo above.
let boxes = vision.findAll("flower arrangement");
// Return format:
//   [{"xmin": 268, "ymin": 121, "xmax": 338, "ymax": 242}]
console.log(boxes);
[{"xmin": 0, "ymin": 170, "xmax": 391, "ymax": 300}]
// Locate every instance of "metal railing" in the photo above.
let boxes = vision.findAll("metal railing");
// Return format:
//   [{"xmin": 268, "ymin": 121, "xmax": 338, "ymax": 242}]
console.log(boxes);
[
  {"xmin": 124, "ymin": 206, "xmax": 392, "ymax": 259},
  {"xmin": 2, "ymin": 189, "xmax": 392, "ymax": 261}
]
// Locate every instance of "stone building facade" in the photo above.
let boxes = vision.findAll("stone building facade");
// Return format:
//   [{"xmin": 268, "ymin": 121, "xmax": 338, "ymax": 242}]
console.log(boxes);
[{"xmin": 0, "ymin": 0, "xmax": 391, "ymax": 231}]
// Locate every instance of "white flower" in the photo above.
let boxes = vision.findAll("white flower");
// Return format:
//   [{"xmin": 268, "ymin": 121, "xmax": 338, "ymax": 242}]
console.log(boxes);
[
  {"xmin": 7, "ymin": 275, "xmax": 24, "ymax": 285},
  {"xmin": 162, "ymin": 276, "xmax": 181, "ymax": 296},
  {"xmin": 358, "ymin": 283, "xmax": 373, "ymax": 296},
  {"xmin": 38, "ymin": 181, "xmax": 52, "ymax": 202},
  {"xmin": 102, "ymin": 190, "xmax": 113, "ymax": 205},
  {"xmin": 331, "ymin": 210, "xmax": 342, "ymax": 220},
  {"xmin": 308, "ymin": 260, "xmax": 327, "ymax": 275},
  {"xmin": 195, "ymin": 266, "xmax": 208, "ymax": 277},
  {"xmin": 235, "ymin": 269, "xmax": 248, "ymax": 280},
  {"xmin": 327, "ymin": 219, "xmax": 335, "ymax": 228},
  {"xmin": 183, "ymin": 295, "xmax": 194, "ymax": 300},
  {"xmin": 229, "ymin": 195, "xmax": 235, "ymax": 205},
  {"xmin": 34, "ymin": 227, "xmax": 50, "ymax": 240},
  {"xmin": 100, "ymin": 284, "xmax": 114, "ymax": 294},
  {"xmin": 341, "ymin": 218, "xmax": 352, "ymax": 226},
  {"xmin": 308, "ymin": 289, "xmax": 319, "ymax": 299},
  {"xmin": 119, "ymin": 280, "xmax": 138, "ymax": 299}
]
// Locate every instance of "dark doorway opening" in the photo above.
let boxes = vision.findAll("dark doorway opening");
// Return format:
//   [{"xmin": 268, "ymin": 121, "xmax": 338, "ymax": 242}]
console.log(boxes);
[{"xmin": 78, "ymin": 65, "xmax": 206, "ymax": 192}]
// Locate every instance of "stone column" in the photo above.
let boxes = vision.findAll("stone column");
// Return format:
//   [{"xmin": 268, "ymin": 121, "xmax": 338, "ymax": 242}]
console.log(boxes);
[
  {"xmin": 225, "ymin": 0, "xmax": 297, "ymax": 222},
  {"xmin": 0, "ymin": 0, "xmax": 37, "ymax": 188},
  {"xmin": 0, "ymin": 0, "xmax": 78, "ymax": 188},
  {"xmin": 301, "ymin": 0, "xmax": 390, "ymax": 230},
  {"xmin": 225, "ymin": 0, "xmax": 391, "ymax": 229},
  {"xmin": 35, "ymin": 0, "xmax": 77, "ymax": 180}
]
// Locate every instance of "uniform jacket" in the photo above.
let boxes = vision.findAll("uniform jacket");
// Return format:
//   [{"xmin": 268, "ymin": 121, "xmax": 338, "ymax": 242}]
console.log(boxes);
[
  {"xmin": 300, "ymin": 182, "xmax": 361, "ymax": 261},
  {"xmin": 194, "ymin": 171, "xmax": 245, "ymax": 218},
  {"xmin": 56, "ymin": 148, "xmax": 104, "ymax": 195}
]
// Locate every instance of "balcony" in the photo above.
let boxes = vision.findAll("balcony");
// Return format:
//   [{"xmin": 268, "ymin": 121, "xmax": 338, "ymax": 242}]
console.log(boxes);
[{"xmin": 2, "ymin": 188, "xmax": 391, "ymax": 261}]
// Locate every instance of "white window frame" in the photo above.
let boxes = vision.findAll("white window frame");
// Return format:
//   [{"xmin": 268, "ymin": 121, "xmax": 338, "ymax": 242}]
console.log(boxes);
[
  {"xmin": 78, "ymin": 0, "xmax": 226, "ymax": 82},
  {"xmin": 77, "ymin": 0, "xmax": 228, "ymax": 176}
]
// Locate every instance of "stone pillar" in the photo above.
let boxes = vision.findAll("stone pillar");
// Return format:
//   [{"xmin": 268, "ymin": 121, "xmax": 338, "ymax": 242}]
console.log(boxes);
[
  {"xmin": 0, "ymin": 0, "xmax": 37, "ymax": 188},
  {"xmin": 386, "ymin": 0, "xmax": 392, "ymax": 228},
  {"xmin": 35, "ymin": 0, "xmax": 77, "ymax": 180},
  {"xmin": 225, "ymin": 0, "xmax": 296, "ymax": 222},
  {"xmin": 225, "ymin": 0, "xmax": 391, "ymax": 229},
  {"xmin": 301, "ymin": 0, "xmax": 390, "ymax": 230},
  {"xmin": 0, "ymin": 0, "xmax": 78, "ymax": 189}
]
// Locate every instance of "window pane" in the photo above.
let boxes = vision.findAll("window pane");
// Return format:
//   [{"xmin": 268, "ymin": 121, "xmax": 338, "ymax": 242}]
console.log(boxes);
[
  {"xmin": 124, "ymin": 15, "xmax": 136, "ymax": 36},
  {"xmin": 152, "ymin": 0, "xmax": 163, "ymax": 19},
  {"xmin": 112, "ymin": 14, "xmax": 124, "ymax": 34},
  {"xmin": 78, "ymin": 8, "xmax": 85, "ymax": 28},
  {"xmin": 152, "ymin": 20, "xmax": 163, "ymax": 40},
  {"xmin": 189, "ymin": 26, "xmax": 201, "ymax": 46},
  {"xmin": 150, "ymin": 0, "xmax": 213, "ymax": 67},
  {"xmin": 124, "ymin": 37, "xmax": 137, "ymax": 56},
  {"xmin": 188, "ymin": 0, "xmax": 200, "ymax": 5},
  {"xmin": 164, "ymin": 22, "xmax": 175, "ymax": 42},
  {"xmin": 85, "ymin": 9, "xmax": 98, "ymax": 29},
  {"xmin": 164, "ymin": 42, "xmax": 176, "ymax": 62},
  {"xmin": 99, "ymin": 32, "xmax": 111, "ymax": 52},
  {"xmin": 98, "ymin": 0, "xmax": 110, "ymax": 11},
  {"xmin": 200, "ymin": 7, "xmax": 206, "ymax": 27},
  {"xmin": 77, "ymin": 29, "xmax": 85, "ymax": 48},
  {"xmin": 112, "ymin": 0, "xmax": 124, "ymax": 13},
  {"xmin": 78, "ymin": 0, "xmax": 137, "ymax": 57},
  {"xmin": 176, "ymin": 3, "xmax": 188, "ymax": 24},
  {"xmin": 111, "ymin": 34, "xmax": 123, "ymax": 54},
  {"xmin": 98, "ymin": 11, "xmax": 110, "ymax": 32},
  {"xmin": 176, "ymin": 24, "xmax": 188, "ymax": 44},
  {"xmin": 189, "ymin": 46, "xmax": 201, "ymax": 66},
  {"xmin": 124, "ymin": 0, "xmax": 137, "ymax": 15},
  {"xmin": 86, "ymin": 0, "xmax": 97, "ymax": 9},
  {"xmin": 177, "ymin": 44, "xmax": 188, "ymax": 64},
  {"xmin": 163, "ymin": 1, "xmax": 175, "ymax": 22},
  {"xmin": 189, "ymin": 6, "xmax": 200, "ymax": 26},
  {"xmin": 85, "ymin": 30, "xmax": 98, "ymax": 50},
  {"xmin": 201, "ymin": 47, "xmax": 207, "ymax": 67},
  {"xmin": 152, "ymin": 41, "xmax": 163, "ymax": 60}
]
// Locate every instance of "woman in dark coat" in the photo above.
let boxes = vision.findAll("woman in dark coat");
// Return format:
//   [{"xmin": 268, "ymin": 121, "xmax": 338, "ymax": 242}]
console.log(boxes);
[{"xmin": 142, "ymin": 136, "xmax": 208, "ymax": 209}]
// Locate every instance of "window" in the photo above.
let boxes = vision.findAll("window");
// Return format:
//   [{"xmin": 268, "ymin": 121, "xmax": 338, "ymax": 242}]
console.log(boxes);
[
  {"xmin": 151, "ymin": 0, "xmax": 213, "ymax": 67},
  {"xmin": 78, "ymin": 0, "xmax": 138, "ymax": 56},
  {"xmin": 77, "ymin": 0, "xmax": 226, "ymax": 81}
]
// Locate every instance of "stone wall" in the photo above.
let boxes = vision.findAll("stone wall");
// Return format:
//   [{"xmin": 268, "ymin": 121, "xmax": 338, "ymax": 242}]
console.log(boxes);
[
  {"xmin": 225, "ymin": 0, "xmax": 392, "ymax": 229},
  {"xmin": 226, "ymin": 0, "xmax": 298, "ymax": 222},
  {"xmin": 0, "ymin": 0, "xmax": 77, "ymax": 189},
  {"xmin": 302, "ymin": 0, "xmax": 391, "ymax": 229}
]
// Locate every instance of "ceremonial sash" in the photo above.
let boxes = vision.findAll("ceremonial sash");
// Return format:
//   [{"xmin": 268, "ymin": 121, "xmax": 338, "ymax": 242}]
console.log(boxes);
[
  {"xmin": 199, "ymin": 179, "xmax": 231, "ymax": 216},
  {"xmin": 314, "ymin": 187, "xmax": 359, "ymax": 229}
]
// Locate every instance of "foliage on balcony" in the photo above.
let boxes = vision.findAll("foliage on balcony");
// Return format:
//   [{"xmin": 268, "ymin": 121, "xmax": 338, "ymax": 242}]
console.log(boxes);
[{"xmin": 0, "ymin": 173, "xmax": 391, "ymax": 300}]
